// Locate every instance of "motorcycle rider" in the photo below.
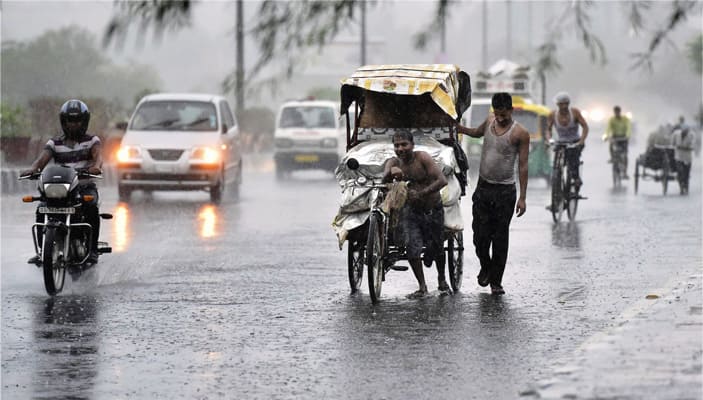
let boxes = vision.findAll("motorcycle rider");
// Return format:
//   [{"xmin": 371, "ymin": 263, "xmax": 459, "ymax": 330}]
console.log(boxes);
[
  {"xmin": 603, "ymin": 105, "xmax": 632, "ymax": 178},
  {"xmin": 21, "ymin": 99, "xmax": 103, "ymax": 266}
]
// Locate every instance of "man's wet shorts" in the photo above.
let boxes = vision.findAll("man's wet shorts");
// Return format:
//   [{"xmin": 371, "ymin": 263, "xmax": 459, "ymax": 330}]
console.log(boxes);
[{"xmin": 400, "ymin": 203, "xmax": 444, "ymax": 259}]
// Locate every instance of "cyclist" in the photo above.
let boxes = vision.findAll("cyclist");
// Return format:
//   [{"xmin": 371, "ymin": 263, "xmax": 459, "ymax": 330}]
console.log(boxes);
[
  {"xmin": 603, "ymin": 105, "xmax": 632, "ymax": 178},
  {"xmin": 21, "ymin": 99, "xmax": 103, "ymax": 267},
  {"xmin": 546, "ymin": 92, "xmax": 589, "ymax": 187}
]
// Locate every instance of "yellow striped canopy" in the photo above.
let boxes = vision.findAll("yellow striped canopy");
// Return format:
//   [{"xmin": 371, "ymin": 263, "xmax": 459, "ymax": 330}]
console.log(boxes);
[{"xmin": 341, "ymin": 64, "xmax": 463, "ymax": 119}]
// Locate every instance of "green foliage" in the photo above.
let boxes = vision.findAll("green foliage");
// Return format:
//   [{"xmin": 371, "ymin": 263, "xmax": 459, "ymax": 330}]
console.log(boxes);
[
  {"xmin": 1, "ymin": 26, "xmax": 162, "ymax": 109},
  {"xmin": 686, "ymin": 34, "xmax": 703, "ymax": 75},
  {"xmin": 0, "ymin": 104, "xmax": 31, "ymax": 137}
]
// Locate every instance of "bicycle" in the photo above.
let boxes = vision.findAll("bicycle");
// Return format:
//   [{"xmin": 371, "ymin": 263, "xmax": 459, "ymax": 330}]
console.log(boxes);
[
  {"xmin": 549, "ymin": 141, "xmax": 585, "ymax": 223},
  {"xmin": 610, "ymin": 137, "xmax": 628, "ymax": 188}
]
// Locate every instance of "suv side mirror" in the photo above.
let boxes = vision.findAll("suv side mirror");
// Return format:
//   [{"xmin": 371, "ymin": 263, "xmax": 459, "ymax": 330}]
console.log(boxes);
[{"xmin": 221, "ymin": 124, "xmax": 228, "ymax": 134}]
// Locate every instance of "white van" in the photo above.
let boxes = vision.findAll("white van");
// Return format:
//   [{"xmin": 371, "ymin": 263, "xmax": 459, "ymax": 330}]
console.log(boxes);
[
  {"xmin": 116, "ymin": 93, "xmax": 242, "ymax": 203},
  {"xmin": 273, "ymin": 100, "xmax": 344, "ymax": 179}
]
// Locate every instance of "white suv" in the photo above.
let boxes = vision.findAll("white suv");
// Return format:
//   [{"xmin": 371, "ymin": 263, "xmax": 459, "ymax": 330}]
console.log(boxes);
[
  {"xmin": 116, "ymin": 93, "xmax": 242, "ymax": 203},
  {"xmin": 273, "ymin": 100, "xmax": 344, "ymax": 179}
]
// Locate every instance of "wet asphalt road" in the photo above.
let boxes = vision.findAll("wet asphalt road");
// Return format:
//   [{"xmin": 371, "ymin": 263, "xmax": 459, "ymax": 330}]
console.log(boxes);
[{"xmin": 2, "ymin": 139, "xmax": 701, "ymax": 399}]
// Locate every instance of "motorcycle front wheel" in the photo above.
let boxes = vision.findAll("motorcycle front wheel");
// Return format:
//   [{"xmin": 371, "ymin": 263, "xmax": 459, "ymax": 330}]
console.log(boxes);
[{"xmin": 42, "ymin": 227, "xmax": 66, "ymax": 296}]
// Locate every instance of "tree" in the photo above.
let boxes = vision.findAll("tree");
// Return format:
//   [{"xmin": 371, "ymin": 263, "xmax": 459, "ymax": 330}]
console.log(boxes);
[
  {"xmin": 103, "ymin": 0, "xmax": 701, "ymax": 91},
  {"xmin": 1, "ymin": 26, "xmax": 162, "ymax": 110},
  {"xmin": 686, "ymin": 34, "xmax": 703, "ymax": 75}
]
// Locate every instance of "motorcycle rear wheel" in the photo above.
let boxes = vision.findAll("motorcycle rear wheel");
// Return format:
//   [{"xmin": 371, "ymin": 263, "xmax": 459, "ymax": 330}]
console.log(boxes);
[{"xmin": 42, "ymin": 228, "xmax": 66, "ymax": 296}]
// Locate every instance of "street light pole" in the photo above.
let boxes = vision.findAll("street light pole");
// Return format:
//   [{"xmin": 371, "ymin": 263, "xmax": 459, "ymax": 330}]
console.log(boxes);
[
  {"xmin": 235, "ymin": 0, "xmax": 244, "ymax": 114},
  {"xmin": 360, "ymin": 0, "xmax": 367, "ymax": 66}
]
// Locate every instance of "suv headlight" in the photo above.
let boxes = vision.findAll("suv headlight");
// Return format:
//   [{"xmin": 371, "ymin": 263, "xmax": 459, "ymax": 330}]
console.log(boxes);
[
  {"xmin": 191, "ymin": 147, "xmax": 220, "ymax": 164},
  {"xmin": 117, "ymin": 146, "xmax": 142, "ymax": 163},
  {"xmin": 320, "ymin": 138, "xmax": 338, "ymax": 148}
]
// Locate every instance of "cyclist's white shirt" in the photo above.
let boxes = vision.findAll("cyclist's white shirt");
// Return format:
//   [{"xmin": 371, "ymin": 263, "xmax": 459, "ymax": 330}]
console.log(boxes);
[{"xmin": 554, "ymin": 108, "xmax": 580, "ymax": 143}]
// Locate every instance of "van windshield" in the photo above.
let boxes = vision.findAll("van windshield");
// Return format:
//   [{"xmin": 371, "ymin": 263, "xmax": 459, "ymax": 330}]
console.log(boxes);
[
  {"xmin": 279, "ymin": 106, "xmax": 336, "ymax": 129},
  {"xmin": 130, "ymin": 101, "xmax": 218, "ymax": 132}
]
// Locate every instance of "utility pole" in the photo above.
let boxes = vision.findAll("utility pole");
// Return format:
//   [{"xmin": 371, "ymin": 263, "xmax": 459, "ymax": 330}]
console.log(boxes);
[
  {"xmin": 440, "ymin": 8, "xmax": 446, "ymax": 55},
  {"xmin": 235, "ymin": 0, "xmax": 244, "ymax": 115},
  {"xmin": 506, "ymin": 0, "xmax": 512, "ymax": 59},
  {"xmin": 360, "ymin": 0, "xmax": 367, "ymax": 66}
]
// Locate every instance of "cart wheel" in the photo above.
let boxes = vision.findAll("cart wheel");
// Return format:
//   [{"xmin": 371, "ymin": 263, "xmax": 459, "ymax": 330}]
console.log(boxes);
[
  {"xmin": 347, "ymin": 239, "xmax": 364, "ymax": 294},
  {"xmin": 634, "ymin": 160, "xmax": 640, "ymax": 194},
  {"xmin": 447, "ymin": 231, "xmax": 463, "ymax": 292}
]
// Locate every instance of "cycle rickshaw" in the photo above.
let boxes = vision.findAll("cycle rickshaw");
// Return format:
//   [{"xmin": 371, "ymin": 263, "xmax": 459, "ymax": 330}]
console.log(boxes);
[
  {"xmin": 634, "ymin": 144, "xmax": 677, "ymax": 195},
  {"xmin": 332, "ymin": 64, "xmax": 472, "ymax": 303}
]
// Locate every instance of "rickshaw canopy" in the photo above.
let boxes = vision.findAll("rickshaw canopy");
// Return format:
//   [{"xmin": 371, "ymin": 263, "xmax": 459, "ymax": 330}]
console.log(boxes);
[{"xmin": 340, "ymin": 64, "xmax": 472, "ymax": 121}]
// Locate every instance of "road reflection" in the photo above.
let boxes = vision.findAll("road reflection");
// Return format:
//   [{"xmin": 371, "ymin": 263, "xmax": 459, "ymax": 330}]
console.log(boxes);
[
  {"xmin": 197, "ymin": 205, "xmax": 219, "ymax": 238},
  {"xmin": 551, "ymin": 221, "xmax": 581, "ymax": 249},
  {"xmin": 32, "ymin": 295, "xmax": 99, "ymax": 400},
  {"xmin": 112, "ymin": 203, "xmax": 130, "ymax": 252}
]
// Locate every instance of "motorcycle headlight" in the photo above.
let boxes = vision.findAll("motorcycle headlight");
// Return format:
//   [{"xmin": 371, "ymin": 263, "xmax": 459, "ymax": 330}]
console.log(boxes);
[
  {"xmin": 191, "ymin": 147, "xmax": 220, "ymax": 164},
  {"xmin": 43, "ymin": 183, "xmax": 70, "ymax": 198},
  {"xmin": 320, "ymin": 138, "xmax": 338, "ymax": 148}
]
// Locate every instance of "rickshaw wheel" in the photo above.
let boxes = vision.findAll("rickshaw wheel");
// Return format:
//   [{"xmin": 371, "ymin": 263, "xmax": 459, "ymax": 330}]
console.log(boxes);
[
  {"xmin": 634, "ymin": 160, "xmax": 640, "ymax": 194},
  {"xmin": 447, "ymin": 231, "xmax": 464, "ymax": 292},
  {"xmin": 366, "ymin": 214, "xmax": 384, "ymax": 304},
  {"xmin": 347, "ymin": 239, "xmax": 364, "ymax": 293}
]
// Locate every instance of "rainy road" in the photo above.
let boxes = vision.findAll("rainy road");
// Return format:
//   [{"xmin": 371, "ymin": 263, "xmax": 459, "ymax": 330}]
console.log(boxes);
[{"xmin": 2, "ymin": 140, "xmax": 701, "ymax": 399}]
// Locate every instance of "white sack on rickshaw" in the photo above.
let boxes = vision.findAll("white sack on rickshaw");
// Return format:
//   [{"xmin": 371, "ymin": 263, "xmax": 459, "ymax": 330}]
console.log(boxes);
[{"xmin": 332, "ymin": 134, "xmax": 465, "ymax": 248}]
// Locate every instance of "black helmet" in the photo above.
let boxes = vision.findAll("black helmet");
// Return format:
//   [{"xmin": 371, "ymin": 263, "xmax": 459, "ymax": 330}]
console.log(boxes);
[{"xmin": 59, "ymin": 99, "xmax": 90, "ymax": 138}]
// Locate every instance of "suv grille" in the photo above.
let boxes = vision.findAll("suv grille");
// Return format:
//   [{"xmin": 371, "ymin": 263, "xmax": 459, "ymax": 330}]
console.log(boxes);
[{"xmin": 148, "ymin": 149, "xmax": 184, "ymax": 161}]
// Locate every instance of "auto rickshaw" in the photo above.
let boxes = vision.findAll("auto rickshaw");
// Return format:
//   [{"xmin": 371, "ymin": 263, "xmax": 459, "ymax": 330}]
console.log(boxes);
[{"xmin": 332, "ymin": 64, "xmax": 472, "ymax": 303}]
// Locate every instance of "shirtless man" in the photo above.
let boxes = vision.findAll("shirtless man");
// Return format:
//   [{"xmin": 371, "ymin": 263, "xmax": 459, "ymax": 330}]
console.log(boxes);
[
  {"xmin": 456, "ymin": 92, "xmax": 530, "ymax": 295},
  {"xmin": 382, "ymin": 130, "xmax": 448, "ymax": 298}
]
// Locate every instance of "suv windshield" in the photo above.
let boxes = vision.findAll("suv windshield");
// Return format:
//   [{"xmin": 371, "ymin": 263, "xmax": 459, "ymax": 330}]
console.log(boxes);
[
  {"xmin": 279, "ymin": 106, "xmax": 336, "ymax": 129},
  {"xmin": 130, "ymin": 101, "xmax": 218, "ymax": 131}
]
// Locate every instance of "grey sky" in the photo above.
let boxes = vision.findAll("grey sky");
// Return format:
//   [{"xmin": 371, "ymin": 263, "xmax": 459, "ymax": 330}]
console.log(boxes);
[{"xmin": 2, "ymin": 0, "xmax": 701, "ymax": 132}]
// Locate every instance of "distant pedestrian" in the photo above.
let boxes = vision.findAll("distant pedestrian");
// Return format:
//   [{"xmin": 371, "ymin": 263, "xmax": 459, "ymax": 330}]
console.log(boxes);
[
  {"xmin": 456, "ymin": 92, "xmax": 530, "ymax": 295},
  {"xmin": 672, "ymin": 126, "xmax": 694, "ymax": 195}
]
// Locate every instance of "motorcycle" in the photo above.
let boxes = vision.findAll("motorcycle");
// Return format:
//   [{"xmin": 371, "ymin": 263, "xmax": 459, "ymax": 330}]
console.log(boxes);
[{"xmin": 19, "ymin": 165, "xmax": 112, "ymax": 295}]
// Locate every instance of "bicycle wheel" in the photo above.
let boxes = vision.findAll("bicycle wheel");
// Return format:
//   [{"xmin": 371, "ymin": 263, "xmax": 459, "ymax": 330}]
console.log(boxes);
[
  {"xmin": 366, "ymin": 213, "xmax": 384, "ymax": 304},
  {"xmin": 550, "ymin": 152, "xmax": 565, "ymax": 223},
  {"xmin": 447, "ymin": 231, "xmax": 464, "ymax": 292},
  {"xmin": 612, "ymin": 155, "xmax": 622, "ymax": 188},
  {"xmin": 634, "ymin": 159, "xmax": 640, "ymax": 194},
  {"xmin": 347, "ymin": 239, "xmax": 364, "ymax": 294},
  {"xmin": 42, "ymin": 227, "xmax": 66, "ymax": 296}
]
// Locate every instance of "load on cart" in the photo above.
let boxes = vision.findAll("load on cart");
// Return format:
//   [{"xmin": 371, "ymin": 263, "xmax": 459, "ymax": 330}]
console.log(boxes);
[{"xmin": 331, "ymin": 64, "xmax": 472, "ymax": 302}]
